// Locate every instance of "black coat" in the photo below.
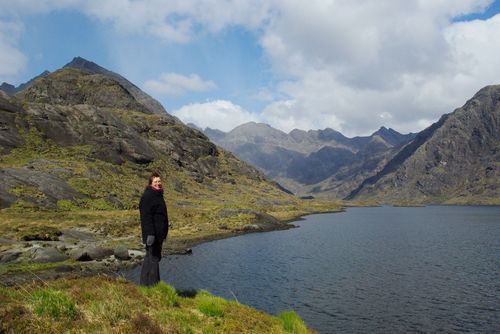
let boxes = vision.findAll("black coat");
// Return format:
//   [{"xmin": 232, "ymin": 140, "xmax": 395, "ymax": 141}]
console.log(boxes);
[{"xmin": 139, "ymin": 186, "xmax": 169, "ymax": 244}]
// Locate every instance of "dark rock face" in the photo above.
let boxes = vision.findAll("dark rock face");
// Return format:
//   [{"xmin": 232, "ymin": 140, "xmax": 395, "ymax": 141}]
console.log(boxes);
[
  {"xmin": 204, "ymin": 122, "xmax": 415, "ymax": 198},
  {"xmin": 0, "ymin": 93, "xmax": 25, "ymax": 154},
  {"xmin": 0, "ymin": 168, "xmax": 83, "ymax": 209},
  {"xmin": 19, "ymin": 101, "xmax": 156, "ymax": 164},
  {"xmin": 349, "ymin": 85, "xmax": 500, "ymax": 203}
]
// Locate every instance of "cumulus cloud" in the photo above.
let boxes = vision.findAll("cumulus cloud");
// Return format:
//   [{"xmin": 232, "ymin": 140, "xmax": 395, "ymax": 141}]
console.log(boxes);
[
  {"xmin": 257, "ymin": 0, "xmax": 499, "ymax": 135},
  {"xmin": 0, "ymin": 20, "xmax": 26, "ymax": 78},
  {"xmin": 3, "ymin": 0, "xmax": 500, "ymax": 135},
  {"xmin": 173, "ymin": 100, "xmax": 260, "ymax": 132},
  {"xmin": 0, "ymin": 0, "xmax": 272, "ymax": 43},
  {"xmin": 144, "ymin": 73, "xmax": 216, "ymax": 97}
]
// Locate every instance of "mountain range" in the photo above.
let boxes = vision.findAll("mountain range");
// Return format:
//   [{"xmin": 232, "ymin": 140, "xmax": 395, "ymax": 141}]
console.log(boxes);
[
  {"xmin": 1, "ymin": 57, "xmax": 498, "ymax": 207},
  {"xmin": 202, "ymin": 88, "xmax": 499, "ymax": 204},
  {"xmin": 201, "ymin": 122, "xmax": 417, "ymax": 199}
]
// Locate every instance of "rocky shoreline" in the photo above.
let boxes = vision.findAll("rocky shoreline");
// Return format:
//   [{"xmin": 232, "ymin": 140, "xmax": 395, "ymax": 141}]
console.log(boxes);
[{"xmin": 0, "ymin": 212, "xmax": 306, "ymax": 286}]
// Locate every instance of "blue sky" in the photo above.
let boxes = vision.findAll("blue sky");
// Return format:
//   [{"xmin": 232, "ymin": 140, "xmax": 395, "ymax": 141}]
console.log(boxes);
[{"xmin": 1, "ymin": 1, "xmax": 500, "ymax": 136}]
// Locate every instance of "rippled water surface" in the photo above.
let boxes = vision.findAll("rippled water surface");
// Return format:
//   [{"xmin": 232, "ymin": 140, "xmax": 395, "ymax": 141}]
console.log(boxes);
[{"xmin": 123, "ymin": 206, "xmax": 500, "ymax": 333}]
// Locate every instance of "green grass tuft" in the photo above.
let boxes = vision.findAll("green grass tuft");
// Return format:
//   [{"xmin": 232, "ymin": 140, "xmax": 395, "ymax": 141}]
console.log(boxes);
[
  {"xmin": 31, "ymin": 288, "xmax": 77, "ymax": 320},
  {"xmin": 196, "ymin": 291, "xmax": 226, "ymax": 318},
  {"xmin": 278, "ymin": 310, "xmax": 307, "ymax": 334},
  {"xmin": 139, "ymin": 281, "xmax": 179, "ymax": 307}
]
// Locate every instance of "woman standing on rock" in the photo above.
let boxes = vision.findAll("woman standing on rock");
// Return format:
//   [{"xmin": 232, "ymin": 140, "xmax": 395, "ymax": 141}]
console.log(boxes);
[{"xmin": 139, "ymin": 171, "xmax": 169, "ymax": 286}]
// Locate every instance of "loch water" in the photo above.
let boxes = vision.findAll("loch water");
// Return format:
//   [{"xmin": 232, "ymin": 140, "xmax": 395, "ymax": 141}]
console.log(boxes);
[{"xmin": 123, "ymin": 206, "xmax": 500, "ymax": 333}]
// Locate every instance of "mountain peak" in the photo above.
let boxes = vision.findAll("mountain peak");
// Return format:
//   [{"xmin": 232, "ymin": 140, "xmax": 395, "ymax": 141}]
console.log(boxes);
[
  {"xmin": 373, "ymin": 126, "xmax": 397, "ymax": 136},
  {"xmin": 64, "ymin": 57, "xmax": 107, "ymax": 74},
  {"xmin": 371, "ymin": 126, "xmax": 415, "ymax": 147},
  {"xmin": 64, "ymin": 57, "xmax": 168, "ymax": 116}
]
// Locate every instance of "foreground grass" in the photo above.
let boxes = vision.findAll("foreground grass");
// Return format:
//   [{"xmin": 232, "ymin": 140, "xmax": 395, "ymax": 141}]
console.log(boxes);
[{"xmin": 0, "ymin": 276, "xmax": 316, "ymax": 333}]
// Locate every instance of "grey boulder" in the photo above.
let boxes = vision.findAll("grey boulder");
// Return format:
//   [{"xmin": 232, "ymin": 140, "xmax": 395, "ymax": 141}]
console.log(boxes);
[{"xmin": 113, "ymin": 245, "xmax": 130, "ymax": 260}]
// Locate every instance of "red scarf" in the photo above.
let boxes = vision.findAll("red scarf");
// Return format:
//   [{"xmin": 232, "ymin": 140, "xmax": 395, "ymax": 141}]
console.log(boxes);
[{"xmin": 150, "ymin": 185, "xmax": 164, "ymax": 194}]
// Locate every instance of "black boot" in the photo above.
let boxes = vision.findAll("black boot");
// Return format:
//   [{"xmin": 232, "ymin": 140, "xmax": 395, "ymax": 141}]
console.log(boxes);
[{"xmin": 140, "ymin": 245, "xmax": 160, "ymax": 286}]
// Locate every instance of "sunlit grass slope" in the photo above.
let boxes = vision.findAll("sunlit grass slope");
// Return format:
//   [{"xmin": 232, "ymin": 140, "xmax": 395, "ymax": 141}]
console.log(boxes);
[{"xmin": 0, "ymin": 276, "xmax": 315, "ymax": 334}]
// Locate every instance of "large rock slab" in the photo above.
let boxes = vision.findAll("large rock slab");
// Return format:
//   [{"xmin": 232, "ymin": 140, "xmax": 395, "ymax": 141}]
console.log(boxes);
[
  {"xmin": 0, "ymin": 168, "xmax": 83, "ymax": 209},
  {"xmin": 0, "ymin": 251, "xmax": 21, "ymax": 263},
  {"xmin": 31, "ymin": 247, "xmax": 69, "ymax": 263}
]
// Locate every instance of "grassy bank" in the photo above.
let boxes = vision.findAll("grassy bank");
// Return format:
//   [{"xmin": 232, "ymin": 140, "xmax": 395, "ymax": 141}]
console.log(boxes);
[{"xmin": 0, "ymin": 275, "xmax": 315, "ymax": 333}]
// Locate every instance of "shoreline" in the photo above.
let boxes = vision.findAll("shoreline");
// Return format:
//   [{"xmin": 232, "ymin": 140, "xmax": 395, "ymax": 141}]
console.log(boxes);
[{"xmin": 0, "ymin": 207, "xmax": 344, "ymax": 286}]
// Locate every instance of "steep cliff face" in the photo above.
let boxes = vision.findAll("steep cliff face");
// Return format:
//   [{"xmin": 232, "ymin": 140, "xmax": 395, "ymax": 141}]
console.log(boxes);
[
  {"xmin": 0, "ymin": 65, "xmax": 288, "ymax": 210},
  {"xmin": 349, "ymin": 85, "xmax": 500, "ymax": 204}
]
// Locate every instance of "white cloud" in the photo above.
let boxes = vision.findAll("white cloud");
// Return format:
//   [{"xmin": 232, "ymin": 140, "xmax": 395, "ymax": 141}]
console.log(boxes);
[
  {"xmin": 2, "ymin": 0, "xmax": 500, "ymax": 135},
  {"xmin": 0, "ymin": 20, "xmax": 26, "ymax": 78},
  {"xmin": 173, "ymin": 100, "xmax": 260, "ymax": 131},
  {"xmin": 143, "ymin": 73, "xmax": 216, "ymax": 97},
  {"xmin": 0, "ymin": 0, "xmax": 272, "ymax": 43},
  {"xmin": 256, "ymin": 0, "xmax": 500, "ymax": 135}
]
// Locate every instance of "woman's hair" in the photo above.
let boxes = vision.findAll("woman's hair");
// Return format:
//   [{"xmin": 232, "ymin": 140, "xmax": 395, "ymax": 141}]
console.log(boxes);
[{"xmin": 147, "ymin": 171, "xmax": 161, "ymax": 186}]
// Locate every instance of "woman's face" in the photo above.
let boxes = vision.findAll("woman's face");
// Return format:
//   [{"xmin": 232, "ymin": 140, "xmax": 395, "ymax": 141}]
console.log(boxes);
[{"xmin": 151, "ymin": 177, "xmax": 162, "ymax": 189}]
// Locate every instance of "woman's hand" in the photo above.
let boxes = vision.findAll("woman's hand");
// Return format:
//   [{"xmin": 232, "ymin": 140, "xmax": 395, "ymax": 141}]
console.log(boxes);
[{"xmin": 146, "ymin": 235, "xmax": 155, "ymax": 246}]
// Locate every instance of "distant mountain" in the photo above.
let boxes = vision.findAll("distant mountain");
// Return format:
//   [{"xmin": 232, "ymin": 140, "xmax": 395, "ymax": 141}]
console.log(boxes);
[
  {"xmin": 1, "ymin": 70, "xmax": 50, "ymax": 95},
  {"xmin": 347, "ymin": 85, "xmax": 500, "ymax": 205},
  {"xmin": 204, "ymin": 122, "xmax": 415, "ymax": 198}
]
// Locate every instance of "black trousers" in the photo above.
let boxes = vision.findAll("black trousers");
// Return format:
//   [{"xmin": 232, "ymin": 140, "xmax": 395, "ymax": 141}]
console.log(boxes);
[{"xmin": 140, "ymin": 239, "xmax": 163, "ymax": 286}]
